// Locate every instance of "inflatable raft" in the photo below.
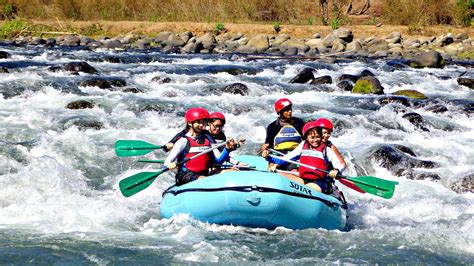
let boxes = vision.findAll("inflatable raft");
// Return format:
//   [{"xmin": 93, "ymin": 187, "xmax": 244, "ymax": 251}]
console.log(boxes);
[{"xmin": 159, "ymin": 156, "xmax": 348, "ymax": 230}]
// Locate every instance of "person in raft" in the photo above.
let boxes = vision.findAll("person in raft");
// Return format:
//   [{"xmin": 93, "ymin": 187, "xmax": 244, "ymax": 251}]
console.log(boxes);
[
  {"xmin": 163, "ymin": 107, "xmax": 237, "ymax": 185},
  {"xmin": 261, "ymin": 98, "xmax": 305, "ymax": 171},
  {"xmin": 207, "ymin": 112, "xmax": 247, "ymax": 167},
  {"xmin": 267, "ymin": 119, "xmax": 346, "ymax": 194},
  {"xmin": 163, "ymin": 111, "xmax": 246, "ymax": 166},
  {"xmin": 316, "ymin": 117, "xmax": 347, "ymax": 171}
]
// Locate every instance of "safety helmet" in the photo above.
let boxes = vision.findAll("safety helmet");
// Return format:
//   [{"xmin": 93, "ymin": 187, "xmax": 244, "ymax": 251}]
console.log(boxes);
[
  {"xmin": 209, "ymin": 112, "xmax": 226, "ymax": 124},
  {"xmin": 302, "ymin": 121, "xmax": 320, "ymax": 137},
  {"xmin": 315, "ymin": 118, "xmax": 333, "ymax": 131},
  {"xmin": 185, "ymin": 107, "xmax": 210, "ymax": 123},
  {"xmin": 274, "ymin": 98, "xmax": 292, "ymax": 114}
]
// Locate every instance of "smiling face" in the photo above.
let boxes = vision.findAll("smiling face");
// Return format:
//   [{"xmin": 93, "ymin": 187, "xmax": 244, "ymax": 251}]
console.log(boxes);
[
  {"xmin": 305, "ymin": 128, "xmax": 322, "ymax": 148},
  {"xmin": 209, "ymin": 119, "xmax": 224, "ymax": 135},
  {"xmin": 321, "ymin": 128, "xmax": 332, "ymax": 143},
  {"xmin": 188, "ymin": 119, "xmax": 207, "ymax": 134}
]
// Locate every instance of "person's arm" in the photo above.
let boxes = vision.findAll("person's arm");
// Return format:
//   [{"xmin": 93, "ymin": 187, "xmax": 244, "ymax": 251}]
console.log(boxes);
[
  {"xmin": 326, "ymin": 147, "xmax": 346, "ymax": 175},
  {"xmin": 267, "ymin": 142, "xmax": 303, "ymax": 172},
  {"xmin": 213, "ymin": 141, "xmax": 231, "ymax": 164},
  {"xmin": 264, "ymin": 121, "xmax": 278, "ymax": 149},
  {"xmin": 164, "ymin": 138, "xmax": 187, "ymax": 168},
  {"xmin": 206, "ymin": 134, "xmax": 228, "ymax": 162},
  {"xmin": 331, "ymin": 144, "xmax": 347, "ymax": 171},
  {"xmin": 163, "ymin": 129, "xmax": 187, "ymax": 152}
]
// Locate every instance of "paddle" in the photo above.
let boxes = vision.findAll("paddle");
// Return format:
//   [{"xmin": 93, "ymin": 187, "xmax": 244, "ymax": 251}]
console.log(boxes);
[
  {"xmin": 268, "ymin": 154, "xmax": 398, "ymax": 199},
  {"xmin": 268, "ymin": 148, "xmax": 365, "ymax": 193},
  {"xmin": 114, "ymin": 140, "xmax": 164, "ymax": 157},
  {"xmin": 137, "ymin": 159, "xmax": 165, "ymax": 163},
  {"xmin": 119, "ymin": 142, "xmax": 227, "ymax": 197}
]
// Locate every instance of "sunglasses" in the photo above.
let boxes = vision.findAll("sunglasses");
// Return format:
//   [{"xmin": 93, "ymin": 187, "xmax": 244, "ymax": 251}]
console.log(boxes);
[{"xmin": 211, "ymin": 123, "xmax": 224, "ymax": 129}]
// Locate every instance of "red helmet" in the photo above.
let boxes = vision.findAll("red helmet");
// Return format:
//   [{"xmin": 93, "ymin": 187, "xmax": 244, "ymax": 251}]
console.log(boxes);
[
  {"xmin": 209, "ymin": 112, "xmax": 226, "ymax": 124},
  {"xmin": 185, "ymin": 107, "xmax": 210, "ymax": 123},
  {"xmin": 274, "ymin": 98, "xmax": 292, "ymax": 113},
  {"xmin": 302, "ymin": 121, "xmax": 320, "ymax": 137},
  {"xmin": 315, "ymin": 118, "xmax": 333, "ymax": 130}
]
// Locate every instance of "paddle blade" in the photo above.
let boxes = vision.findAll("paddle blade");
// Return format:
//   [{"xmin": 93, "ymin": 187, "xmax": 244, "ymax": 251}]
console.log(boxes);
[
  {"xmin": 119, "ymin": 169, "xmax": 168, "ymax": 197},
  {"xmin": 338, "ymin": 178, "xmax": 366, "ymax": 194},
  {"xmin": 115, "ymin": 140, "xmax": 163, "ymax": 157},
  {"xmin": 346, "ymin": 176, "xmax": 398, "ymax": 199}
]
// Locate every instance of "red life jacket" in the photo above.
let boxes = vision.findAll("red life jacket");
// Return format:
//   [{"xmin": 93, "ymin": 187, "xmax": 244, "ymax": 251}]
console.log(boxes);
[
  {"xmin": 299, "ymin": 142, "xmax": 328, "ymax": 180},
  {"xmin": 183, "ymin": 136, "xmax": 212, "ymax": 173}
]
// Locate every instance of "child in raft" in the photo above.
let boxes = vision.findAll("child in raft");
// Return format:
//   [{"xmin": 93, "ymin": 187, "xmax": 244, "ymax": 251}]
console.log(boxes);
[{"xmin": 267, "ymin": 119, "xmax": 346, "ymax": 194}]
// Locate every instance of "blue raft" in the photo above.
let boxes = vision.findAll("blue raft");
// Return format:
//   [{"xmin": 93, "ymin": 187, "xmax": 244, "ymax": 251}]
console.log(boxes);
[{"xmin": 159, "ymin": 156, "xmax": 347, "ymax": 230}]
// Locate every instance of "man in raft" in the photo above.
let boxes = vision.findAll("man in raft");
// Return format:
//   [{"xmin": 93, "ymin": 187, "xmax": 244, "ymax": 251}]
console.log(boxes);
[{"xmin": 261, "ymin": 98, "xmax": 305, "ymax": 172}]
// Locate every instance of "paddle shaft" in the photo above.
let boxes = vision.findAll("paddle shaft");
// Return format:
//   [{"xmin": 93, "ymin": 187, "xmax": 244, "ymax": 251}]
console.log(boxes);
[
  {"xmin": 119, "ymin": 142, "xmax": 227, "ymax": 196},
  {"xmin": 154, "ymin": 141, "xmax": 228, "ymax": 176},
  {"xmin": 268, "ymin": 148, "xmax": 285, "ymax": 156},
  {"xmin": 268, "ymin": 154, "xmax": 338, "ymax": 176},
  {"xmin": 157, "ymin": 141, "xmax": 228, "ymax": 176},
  {"xmin": 138, "ymin": 159, "xmax": 165, "ymax": 163}
]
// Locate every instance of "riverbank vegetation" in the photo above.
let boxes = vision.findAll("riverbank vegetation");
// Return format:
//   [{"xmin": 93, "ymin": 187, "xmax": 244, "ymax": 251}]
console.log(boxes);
[
  {"xmin": 0, "ymin": 0, "xmax": 472, "ymax": 40},
  {"xmin": 1, "ymin": 0, "xmax": 472, "ymax": 27}
]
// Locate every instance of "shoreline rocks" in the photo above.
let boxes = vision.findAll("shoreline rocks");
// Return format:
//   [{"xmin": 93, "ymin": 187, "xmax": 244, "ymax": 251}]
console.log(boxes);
[{"xmin": 1, "ymin": 27, "xmax": 472, "ymax": 64}]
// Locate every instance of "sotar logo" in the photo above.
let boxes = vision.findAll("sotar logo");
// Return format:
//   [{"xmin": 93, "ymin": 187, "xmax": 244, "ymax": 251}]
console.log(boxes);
[{"xmin": 289, "ymin": 181, "xmax": 313, "ymax": 196}]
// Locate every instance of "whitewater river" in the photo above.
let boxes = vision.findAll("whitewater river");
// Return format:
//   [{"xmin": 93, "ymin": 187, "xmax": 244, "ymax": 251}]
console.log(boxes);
[{"xmin": 1, "ymin": 44, "xmax": 473, "ymax": 264}]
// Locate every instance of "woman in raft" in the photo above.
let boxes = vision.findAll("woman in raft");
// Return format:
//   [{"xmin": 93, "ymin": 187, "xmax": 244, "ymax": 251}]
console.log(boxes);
[{"xmin": 163, "ymin": 107, "xmax": 238, "ymax": 185}]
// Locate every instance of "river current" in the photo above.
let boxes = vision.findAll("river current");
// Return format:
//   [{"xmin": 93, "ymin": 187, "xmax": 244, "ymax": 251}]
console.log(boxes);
[{"xmin": 0, "ymin": 44, "xmax": 473, "ymax": 264}]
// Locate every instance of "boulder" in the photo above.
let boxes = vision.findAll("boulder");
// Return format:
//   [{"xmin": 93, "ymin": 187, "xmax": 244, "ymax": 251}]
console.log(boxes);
[
  {"xmin": 352, "ymin": 76, "xmax": 384, "ymax": 94},
  {"xmin": 101, "ymin": 39, "xmax": 123, "ymax": 49},
  {"xmin": 450, "ymin": 173, "xmax": 474, "ymax": 193},
  {"xmin": 289, "ymin": 68, "xmax": 315, "ymax": 84},
  {"xmin": 64, "ymin": 62, "xmax": 98, "ymax": 74},
  {"xmin": 346, "ymin": 40, "xmax": 363, "ymax": 52},
  {"xmin": 367, "ymin": 38, "xmax": 389, "ymax": 53},
  {"xmin": 279, "ymin": 39, "xmax": 309, "ymax": 54},
  {"xmin": 457, "ymin": 77, "xmax": 474, "ymax": 89},
  {"xmin": 424, "ymin": 104, "xmax": 448, "ymax": 113},
  {"xmin": 377, "ymin": 96, "xmax": 410, "ymax": 107},
  {"xmin": 155, "ymin": 31, "xmax": 173, "ymax": 44},
  {"xmin": 0, "ymin": 51, "xmax": 10, "ymax": 58},
  {"xmin": 60, "ymin": 36, "xmax": 81, "ymax": 46},
  {"xmin": 66, "ymin": 100, "xmax": 95, "ymax": 109},
  {"xmin": 272, "ymin": 34, "xmax": 291, "ymax": 47},
  {"xmin": 337, "ymin": 81, "xmax": 353, "ymax": 91},
  {"xmin": 402, "ymin": 112, "xmax": 429, "ymax": 131},
  {"xmin": 393, "ymin": 89, "xmax": 428, "ymax": 99},
  {"xmin": 310, "ymin": 75, "xmax": 332, "ymax": 85},
  {"xmin": 196, "ymin": 32, "xmax": 216, "ymax": 50},
  {"xmin": 80, "ymin": 79, "xmax": 111, "ymax": 89},
  {"xmin": 221, "ymin": 83, "xmax": 249, "ymax": 95},
  {"xmin": 366, "ymin": 144, "xmax": 439, "ymax": 176},
  {"xmin": 61, "ymin": 116, "xmax": 103, "ymax": 130},
  {"xmin": 246, "ymin": 34, "xmax": 269, "ymax": 53},
  {"xmin": 337, "ymin": 74, "xmax": 359, "ymax": 83},
  {"xmin": 408, "ymin": 51, "xmax": 445, "ymax": 68},
  {"xmin": 151, "ymin": 76, "xmax": 173, "ymax": 84}
]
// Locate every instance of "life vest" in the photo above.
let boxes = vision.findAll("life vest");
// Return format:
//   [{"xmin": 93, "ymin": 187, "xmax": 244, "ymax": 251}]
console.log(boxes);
[
  {"xmin": 273, "ymin": 124, "xmax": 302, "ymax": 151},
  {"xmin": 299, "ymin": 142, "xmax": 328, "ymax": 180},
  {"xmin": 181, "ymin": 136, "xmax": 212, "ymax": 173}
]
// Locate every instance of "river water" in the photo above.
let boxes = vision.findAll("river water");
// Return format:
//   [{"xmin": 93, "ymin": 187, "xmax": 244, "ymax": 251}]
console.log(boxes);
[{"xmin": 0, "ymin": 44, "xmax": 473, "ymax": 264}]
